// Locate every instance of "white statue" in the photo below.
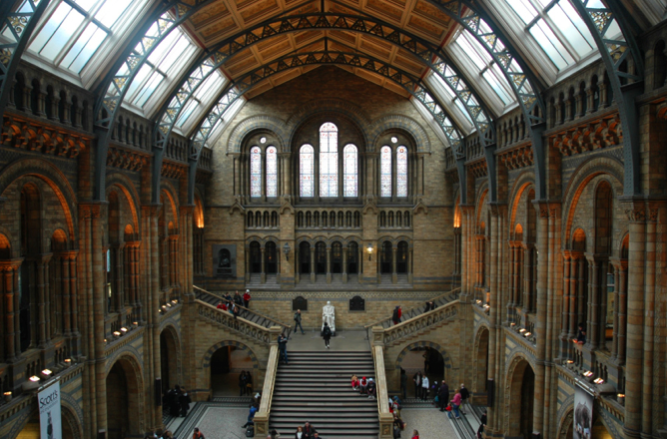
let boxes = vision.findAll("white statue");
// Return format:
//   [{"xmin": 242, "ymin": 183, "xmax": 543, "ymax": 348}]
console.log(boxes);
[{"xmin": 322, "ymin": 301, "xmax": 336, "ymax": 334}]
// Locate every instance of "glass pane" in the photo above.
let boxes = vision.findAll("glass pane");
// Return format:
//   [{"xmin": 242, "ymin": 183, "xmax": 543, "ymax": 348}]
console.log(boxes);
[
  {"xmin": 505, "ymin": 0, "xmax": 538, "ymax": 24},
  {"xmin": 74, "ymin": 0, "xmax": 100, "ymax": 13},
  {"xmin": 95, "ymin": 0, "xmax": 132, "ymax": 28},
  {"xmin": 176, "ymin": 100, "xmax": 199, "ymax": 127},
  {"xmin": 266, "ymin": 146, "xmax": 278, "ymax": 197},
  {"xmin": 319, "ymin": 123, "xmax": 338, "ymax": 197},
  {"xmin": 530, "ymin": 19, "xmax": 573, "ymax": 69},
  {"xmin": 381, "ymin": 146, "xmax": 392, "ymax": 197},
  {"xmin": 63, "ymin": 23, "xmax": 107, "ymax": 73},
  {"xmin": 483, "ymin": 70, "xmax": 513, "ymax": 104},
  {"xmin": 158, "ymin": 35, "xmax": 194, "ymax": 73},
  {"xmin": 343, "ymin": 144, "xmax": 358, "ymax": 197},
  {"xmin": 457, "ymin": 34, "xmax": 488, "ymax": 70},
  {"xmin": 300, "ymin": 145, "xmax": 314, "ymax": 197},
  {"xmin": 133, "ymin": 71, "xmax": 164, "ymax": 107},
  {"xmin": 29, "ymin": 3, "xmax": 72, "ymax": 53},
  {"xmin": 549, "ymin": 3, "xmax": 594, "ymax": 56},
  {"xmin": 147, "ymin": 30, "xmax": 180, "ymax": 65},
  {"xmin": 125, "ymin": 63, "xmax": 152, "ymax": 100},
  {"xmin": 397, "ymin": 146, "xmax": 408, "ymax": 197},
  {"xmin": 250, "ymin": 146, "xmax": 262, "ymax": 198},
  {"xmin": 39, "ymin": 7, "xmax": 85, "ymax": 61}
]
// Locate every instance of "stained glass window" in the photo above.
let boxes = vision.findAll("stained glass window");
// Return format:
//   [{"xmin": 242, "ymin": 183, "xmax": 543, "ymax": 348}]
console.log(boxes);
[
  {"xmin": 300, "ymin": 144, "xmax": 314, "ymax": 197},
  {"xmin": 319, "ymin": 123, "xmax": 338, "ymax": 197},
  {"xmin": 381, "ymin": 146, "xmax": 392, "ymax": 197},
  {"xmin": 266, "ymin": 146, "xmax": 278, "ymax": 197},
  {"xmin": 250, "ymin": 147, "xmax": 262, "ymax": 198},
  {"xmin": 397, "ymin": 146, "xmax": 408, "ymax": 197},
  {"xmin": 343, "ymin": 144, "xmax": 358, "ymax": 197}
]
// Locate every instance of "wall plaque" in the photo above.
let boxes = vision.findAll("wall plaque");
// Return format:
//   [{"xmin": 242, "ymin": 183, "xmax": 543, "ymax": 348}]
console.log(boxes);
[
  {"xmin": 212, "ymin": 244, "xmax": 237, "ymax": 279},
  {"xmin": 350, "ymin": 296, "xmax": 365, "ymax": 311},
  {"xmin": 292, "ymin": 296, "xmax": 308, "ymax": 311}
]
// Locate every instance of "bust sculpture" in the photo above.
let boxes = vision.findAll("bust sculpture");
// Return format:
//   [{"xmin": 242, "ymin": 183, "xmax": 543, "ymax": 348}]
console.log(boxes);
[{"xmin": 322, "ymin": 301, "xmax": 336, "ymax": 334}]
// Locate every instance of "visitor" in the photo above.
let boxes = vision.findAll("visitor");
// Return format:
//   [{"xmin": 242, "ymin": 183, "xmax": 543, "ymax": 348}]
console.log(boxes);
[
  {"xmin": 295, "ymin": 426, "xmax": 304, "ymax": 439},
  {"xmin": 447, "ymin": 389, "xmax": 462, "ymax": 420},
  {"xmin": 424, "ymin": 301, "xmax": 435, "ymax": 313},
  {"xmin": 411, "ymin": 430, "xmax": 419, "ymax": 439},
  {"xmin": 576, "ymin": 323, "xmax": 586, "ymax": 344},
  {"xmin": 459, "ymin": 383, "xmax": 470, "ymax": 414},
  {"xmin": 242, "ymin": 403, "xmax": 258, "ymax": 428},
  {"xmin": 270, "ymin": 429, "xmax": 280, "ymax": 439},
  {"xmin": 234, "ymin": 291, "xmax": 244, "ymax": 308},
  {"xmin": 392, "ymin": 306, "xmax": 402, "ymax": 325},
  {"xmin": 413, "ymin": 372, "xmax": 422, "ymax": 399},
  {"xmin": 179, "ymin": 386, "xmax": 191, "ymax": 417},
  {"xmin": 224, "ymin": 292, "xmax": 233, "ymax": 305},
  {"xmin": 421, "ymin": 374, "xmax": 429, "ymax": 401},
  {"xmin": 367, "ymin": 378, "xmax": 376, "ymax": 399},
  {"xmin": 278, "ymin": 332, "xmax": 289, "ymax": 364},
  {"xmin": 321, "ymin": 322, "xmax": 332, "ymax": 349},
  {"xmin": 312, "ymin": 434, "xmax": 321, "ymax": 439},
  {"xmin": 477, "ymin": 411, "xmax": 487, "ymax": 438},
  {"xmin": 246, "ymin": 372, "xmax": 253, "ymax": 394},
  {"xmin": 216, "ymin": 301, "xmax": 227, "ymax": 311},
  {"xmin": 253, "ymin": 391, "xmax": 261, "ymax": 407},
  {"xmin": 168, "ymin": 385, "xmax": 181, "ymax": 417},
  {"xmin": 351, "ymin": 374, "xmax": 359, "ymax": 390},
  {"xmin": 303, "ymin": 421, "xmax": 317, "ymax": 439},
  {"xmin": 244, "ymin": 289, "xmax": 251, "ymax": 308},
  {"xmin": 438, "ymin": 381, "xmax": 449, "ymax": 411},
  {"xmin": 239, "ymin": 371, "xmax": 247, "ymax": 396},
  {"xmin": 400, "ymin": 368, "xmax": 407, "ymax": 399},
  {"xmin": 359, "ymin": 376, "xmax": 368, "ymax": 394},
  {"xmin": 392, "ymin": 412, "xmax": 405, "ymax": 438},
  {"xmin": 390, "ymin": 395, "xmax": 401, "ymax": 417},
  {"xmin": 294, "ymin": 309, "xmax": 305, "ymax": 334},
  {"xmin": 192, "ymin": 427, "xmax": 205, "ymax": 439}
]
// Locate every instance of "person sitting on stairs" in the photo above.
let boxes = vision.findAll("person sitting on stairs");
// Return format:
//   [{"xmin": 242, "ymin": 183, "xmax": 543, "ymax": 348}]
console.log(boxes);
[
  {"xmin": 351, "ymin": 374, "xmax": 359, "ymax": 390},
  {"xmin": 359, "ymin": 376, "xmax": 368, "ymax": 394},
  {"xmin": 302, "ymin": 422, "xmax": 317, "ymax": 439},
  {"xmin": 367, "ymin": 378, "xmax": 377, "ymax": 399}
]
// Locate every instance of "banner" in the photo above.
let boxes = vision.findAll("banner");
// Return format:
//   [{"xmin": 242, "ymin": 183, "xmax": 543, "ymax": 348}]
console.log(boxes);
[
  {"xmin": 574, "ymin": 381, "xmax": 594, "ymax": 439},
  {"xmin": 38, "ymin": 379, "xmax": 62, "ymax": 439}
]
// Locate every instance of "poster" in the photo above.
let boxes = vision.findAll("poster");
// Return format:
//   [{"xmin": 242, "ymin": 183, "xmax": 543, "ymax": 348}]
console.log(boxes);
[
  {"xmin": 574, "ymin": 381, "xmax": 594, "ymax": 439},
  {"xmin": 212, "ymin": 244, "xmax": 237, "ymax": 279},
  {"xmin": 38, "ymin": 379, "xmax": 62, "ymax": 439}
]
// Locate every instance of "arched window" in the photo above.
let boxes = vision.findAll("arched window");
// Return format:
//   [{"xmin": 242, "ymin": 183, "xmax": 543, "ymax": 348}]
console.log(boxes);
[
  {"xmin": 380, "ymin": 146, "xmax": 392, "ymax": 197},
  {"xmin": 319, "ymin": 123, "xmax": 338, "ymax": 197},
  {"xmin": 397, "ymin": 146, "xmax": 408, "ymax": 197},
  {"xmin": 300, "ymin": 144, "xmax": 315, "ymax": 197},
  {"xmin": 250, "ymin": 146, "xmax": 262, "ymax": 198},
  {"xmin": 266, "ymin": 146, "xmax": 278, "ymax": 197},
  {"xmin": 343, "ymin": 144, "xmax": 358, "ymax": 197}
]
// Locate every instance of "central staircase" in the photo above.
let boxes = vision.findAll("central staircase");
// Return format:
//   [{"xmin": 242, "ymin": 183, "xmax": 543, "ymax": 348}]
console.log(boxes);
[{"xmin": 270, "ymin": 350, "xmax": 379, "ymax": 438}]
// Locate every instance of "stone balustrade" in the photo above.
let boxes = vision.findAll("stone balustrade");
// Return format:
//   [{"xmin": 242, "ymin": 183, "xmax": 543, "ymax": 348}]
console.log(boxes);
[
  {"xmin": 196, "ymin": 301, "xmax": 276, "ymax": 344},
  {"xmin": 380, "ymin": 301, "xmax": 459, "ymax": 346},
  {"xmin": 251, "ymin": 326, "xmax": 281, "ymax": 438}
]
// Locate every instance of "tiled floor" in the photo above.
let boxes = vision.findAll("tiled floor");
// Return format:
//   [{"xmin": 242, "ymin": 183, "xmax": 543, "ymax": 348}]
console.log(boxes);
[{"xmin": 400, "ymin": 406, "xmax": 461, "ymax": 439}]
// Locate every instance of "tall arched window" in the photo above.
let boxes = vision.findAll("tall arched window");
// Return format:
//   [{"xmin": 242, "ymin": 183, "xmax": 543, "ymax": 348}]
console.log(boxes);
[
  {"xmin": 344, "ymin": 144, "xmax": 358, "ymax": 197},
  {"xmin": 397, "ymin": 146, "xmax": 408, "ymax": 197},
  {"xmin": 319, "ymin": 123, "xmax": 338, "ymax": 197},
  {"xmin": 266, "ymin": 146, "xmax": 278, "ymax": 197},
  {"xmin": 300, "ymin": 144, "xmax": 315, "ymax": 197},
  {"xmin": 380, "ymin": 146, "xmax": 392, "ymax": 197},
  {"xmin": 250, "ymin": 146, "xmax": 262, "ymax": 198}
]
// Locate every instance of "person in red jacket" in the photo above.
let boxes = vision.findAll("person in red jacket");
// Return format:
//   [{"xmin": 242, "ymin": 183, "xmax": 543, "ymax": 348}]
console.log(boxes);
[
  {"xmin": 411, "ymin": 430, "xmax": 419, "ymax": 439},
  {"xmin": 243, "ymin": 289, "xmax": 251, "ymax": 308},
  {"xmin": 392, "ymin": 306, "xmax": 402, "ymax": 325},
  {"xmin": 216, "ymin": 301, "xmax": 227, "ymax": 311}
]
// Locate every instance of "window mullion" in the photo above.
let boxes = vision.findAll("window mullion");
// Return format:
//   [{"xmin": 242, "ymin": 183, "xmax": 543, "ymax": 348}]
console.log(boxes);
[
  {"xmin": 52, "ymin": 14, "xmax": 96, "ymax": 67},
  {"xmin": 540, "ymin": 14, "xmax": 582, "ymax": 62}
]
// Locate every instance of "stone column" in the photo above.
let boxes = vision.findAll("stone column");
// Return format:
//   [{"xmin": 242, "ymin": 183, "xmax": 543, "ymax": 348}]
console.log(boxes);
[
  {"xmin": 60, "ymin": 254, "xmax": 71, "ymax": 337},
  {"xmin": 245, "ymin": 245, "xmax": 251, "ymax": 282},
  {"xmin": 260, "ymin": 246, "xmax": 266, "ymax": 284},
  {"xmin": 391, "ymin": 246, "xmax": 397, "ymax": 284},
  {"xmin": 610, "ymin": 260, "xmax": 621, "ymax": 360},
  {"xmin": 560, "ymin": 251, "xmax": 571, "ymax": 358},
  {"xmin": 642, "ymin": 209, "xmax": 658, "ymax": 438},
  {"xmin": 407, "ymin": 245, "xmax": 413, "ymax": 284},
  {"xmin": 67, "ymin": 253, "xmax": 81, "ymax": 358},
  {"xmin": 568, "ymin": 256, "xmax": 580, "ymax": 339},
  {"xmin": 486, "ymin": 206, "xmax": 500, "ymax": 435},
  {"xmin": 617, "ymin": 262, "xmax": 628, "ymax": 364},
  {"xmin": 342, "ymin": 247, "xmax": 348, "ymax": 283},
  {"xmin": 310, "ymin": 246, "xmax": 315, "ymax": 283},
  {"xmin": 1, "ymin": 260, "xmax": 21, "ymax": 363},
  {"xmin": 326, "ymin": 246, "xmax": 332, "ymax": 284},
  {"xmin": 532, "ymin": 202, "xmax": 549, "ymax": 436},
  {"xmin": 624, "ymin": 206, "xmax": 646, "ymax": 439},
  {"xmin": 586, "ymin": 255, "xmax": 599, "ymax": 350},
  {"xmin": 523, "ymin": 246, "xmax": 530, "ymax": 314},
  {"xmin": 37, "ymin": 253, "xmax": 53, "ymax": 348}
]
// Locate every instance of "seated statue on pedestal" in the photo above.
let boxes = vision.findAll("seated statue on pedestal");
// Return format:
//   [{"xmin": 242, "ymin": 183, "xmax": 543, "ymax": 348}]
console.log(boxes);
[{"xmin": 322, "ymin": 301, "xmax": 336, "ymax": 335}]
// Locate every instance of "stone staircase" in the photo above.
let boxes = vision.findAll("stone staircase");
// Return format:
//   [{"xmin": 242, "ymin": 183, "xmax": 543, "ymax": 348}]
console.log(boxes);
[
  {"xmin": 369, "ymin": 289, "xmax": 461, "ymax": 330},
  {"xmin": 270, "ymin": 351, "xmax": 379, "ymax": 438},
  {"xmin": 194, "ymin": 286, "xmax": 293, "ymax": 337}
]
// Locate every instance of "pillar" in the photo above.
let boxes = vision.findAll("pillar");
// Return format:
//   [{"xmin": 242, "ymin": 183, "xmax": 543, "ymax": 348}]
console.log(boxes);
[
  {"xmin": 391, "ymin": 245, "xmax": 397, "ymax": 284},
  {"xmin": 560, "ymin": 251, "xmax": 571, "ymax": 358},
  {"xmin": 260, "ymin": 246, "xmax": 266, "ymax": 284},
  {"xmin": 310, "ymin": 246, "xmax": 315, "ymax": 283},
  {"xmin": 326, "ymin": 246, "xmax": 331, "ymax": 284},
  {"xmin": 1, "ymin": 260, "xmax": 21, "ymax": 363},
  {"xmin": 532, "ymin": 202, "xmax": 549, "ymax": 436},
  {"xmin": 342, "ymin": 247, "xmax": 348, "ymax": 283},
  {"xmin": 617, "ymin": 262, "xmax": 627, "ymax": 364},
  {"xmin": 586, "ymin": 256, "xmax": 599, "ymax": 350},
  {"xmin": 642, "ymin": 211, "xmax": 657, "ymax": 438}
]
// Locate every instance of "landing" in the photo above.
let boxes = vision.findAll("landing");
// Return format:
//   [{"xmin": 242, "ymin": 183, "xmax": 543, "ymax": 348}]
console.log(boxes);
[{"xmin": 284, "ymin": 328, "xmax": 371, "ymax": 351}]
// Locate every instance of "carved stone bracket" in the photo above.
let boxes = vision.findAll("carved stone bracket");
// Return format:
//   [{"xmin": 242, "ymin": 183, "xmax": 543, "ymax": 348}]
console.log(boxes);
[
  {"xmin": 107, "ymin": 145, "xmax": 148, "ymax": 171},
  {"xmin": 550, "ymin": 113, "xmax": 621, "ymax": 157},
  {"xmin": 497, "ymin": 143, "xmax": 534, "ymax": 171},
  {"xmin": 2, "ymin": 113, "xmax": 89, "ymax": 158}
]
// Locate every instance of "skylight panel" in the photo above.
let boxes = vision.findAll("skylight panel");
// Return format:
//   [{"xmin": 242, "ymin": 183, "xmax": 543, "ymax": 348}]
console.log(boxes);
[
  {"xmin": 95, "ymin": 0, "xmax": 132, "ymax": 28},
  {"xmin": 176, "ymin": 71, "xmax": 227, "ymax": 129}
]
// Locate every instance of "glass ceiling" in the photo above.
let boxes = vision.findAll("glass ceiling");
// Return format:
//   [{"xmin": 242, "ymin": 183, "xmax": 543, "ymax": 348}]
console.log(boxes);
[{"xmin": 6, "ymin": 0, "xmax": 653, "ymax": 148}]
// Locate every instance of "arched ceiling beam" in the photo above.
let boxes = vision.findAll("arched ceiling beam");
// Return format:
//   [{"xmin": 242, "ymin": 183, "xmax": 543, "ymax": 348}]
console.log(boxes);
[
  {"xmin": 0, "ymin": 0, "xmax": 51, "ymax": 117},
  {"xmin": 569, "ymin": 0, "xmax": 644, "ymax": 197},
  {"xmin": 424, "ymin": 0, "xmax": 547, "ymax": 203},
  {"xmin": 89, "ymin": 0, "xmax": 215, "ymax": 201},
  {"xmin": 180, "ymin": 51, "xmax": 466, "ymax": 203}
]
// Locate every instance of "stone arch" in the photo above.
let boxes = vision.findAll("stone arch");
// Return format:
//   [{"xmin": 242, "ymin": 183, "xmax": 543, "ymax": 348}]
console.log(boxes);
[
  {"xmin": 60, "ymin": 396, "xmax": 84, "ymax": 439},
  {"xmin": 227, "ymin": 116, "xmax": 288, "ymax": 154},
  {"xmin": 557, "ymin": 394, "xmax": 575, "ymax": 439},
  {"xmin": 394, "ymin": 340, "xmax": 452, "ymax": 371},
  {"xmin": 106, "ymin": 173, "xmax": 141, "ymax": 234},
  {"xmin": 369, "ymin": 114, "xmax": 431, "ymax": 153},
  {"xmin": 507, "ymin": 171, "xmax": 536, "ymax": 234},
  {"xmin": 504, "ymin": 352, "xmax": 536, "ymax": 437},
  {"xmin": 160, "ymin": 184, "xmax": 180, "ymax": 230},
  {"xmin": 202, "ymin": 340, "xmax": 260, "ymax": 370},
  {"xmin": 0, "ymin": 157, "xmax": 78, "ymax": 243},
  {"xmin": 0, "ymin": 233, "xmax": 12, "ymax": 258},
  {"xmin": 105, "ymin": 352, "xmax": 146, "ymax": 436},
  {"xmin": 159, "ymin": 324, "xmax": 182, "ymax": 391},
  {"xmin": 472, "ymin": 325, "xmax": 490, "ymax": 395},
  {"xmin": 562, "ymin": 156, "xmax": 624, "ymax": 242}
]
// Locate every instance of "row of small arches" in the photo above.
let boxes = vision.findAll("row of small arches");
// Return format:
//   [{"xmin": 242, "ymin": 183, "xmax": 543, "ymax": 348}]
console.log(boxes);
[
  {"xmin": 379, "ymin": 211, "xmax": 411, "ymax": 228},
  {"xmin": 296, "ymin": 210, "xmax": 361, "ymax": 228},
  {"xmin": 246, "ymin": 211, "xmax": 279, "ymax": 228}
]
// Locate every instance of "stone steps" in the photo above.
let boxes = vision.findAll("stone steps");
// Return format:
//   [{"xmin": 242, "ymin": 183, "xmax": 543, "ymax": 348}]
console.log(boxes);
[{"xmin": 270, "ymin": 350, "xmax": 379, "ymax": 438}]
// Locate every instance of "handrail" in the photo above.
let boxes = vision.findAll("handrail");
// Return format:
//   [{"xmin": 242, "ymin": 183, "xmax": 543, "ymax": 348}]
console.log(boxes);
[
  {"xmin": 195, "ymin": 300, "xmax": 276, "ymax": 344},
  {"xmin": 251, "ymin": 326, "xmax": 282, "ymax": 438},
  {"xmin": 193, "ymin": 285, "xmax": 292, "ymax": 331},
  {"xmin": 363, "ymin": 287, "xmax": 461, "ymax": 329},
  {"xmin": 380, "ymin": 300, "xmax": 460, "ymax": 346},
  {"xmin": 371, "ymin": 327, "xmax": 395, "ymax": 439}
]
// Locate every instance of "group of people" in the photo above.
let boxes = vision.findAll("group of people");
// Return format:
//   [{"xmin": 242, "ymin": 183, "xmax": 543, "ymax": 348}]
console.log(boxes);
[
  {"xmin": 238, "ymin": 370, "xmax": 253, "ymax": 395},
  {"xmin": 216, "ymin": 290, "xmax": 252, "ymax": 317},
  {"xmin": 350, "ymin": 375, "xmax": 377, "ymax": 399},
  {"xmin": 391, "ymin": 301, "xmax": 440, "ymax": 326},
  {"xmin": 163, "ymin": 385, "xmax": 191, "ymax": 418}
]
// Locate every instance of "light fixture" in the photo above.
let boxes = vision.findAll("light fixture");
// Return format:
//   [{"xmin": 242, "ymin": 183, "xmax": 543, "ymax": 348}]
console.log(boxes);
[
  {"xmin": 594, "ymin": 378, "xmax": 604, "ymax": 384},
  {"xmin": 519, "ymin": 328, "xmax": 526, "ymax": 333},
  {"xmin": 171, "ymin": 299, "xmax": 178, "ymax": 304},
  {"xmin": 3, "ymin": 391, "xmax": 11, "ymax": 402},
  {"xmin": 40, "ymin": 369, "xmax": 53, "ymax": 380},
  {"xmin": 566, "ymin": 360, "xmax": 574, "ymax": 364},
  {"xmin": 583, "ymin": 370, "xmax": 593, "ymax": 377},
  {"xmin": 113, "ymin": 331, "xmax": 121, "ymax": 339},
  {"xmin": 618, "ymin": 393, "xmax": 625, "ymax": 405},
  {"xmin": 283, "ymin": 243, "xmax": 291, "ymax": 261},
  {"xmin": 166, "ymin": 302, "xmax": 172, "ymax": 308},
  {"xmin": 120, "ymin": 327, "xmax": 128, "ymax": 334},
  {"xmin": 132, "ymin": 321, "xmax": 138, "ymax": 327},
  {"xmin": 367, "ymin": 244, "xmax": 373, "ymax": 261},
  {"xmin": 64, "ymin": 359, "xmax": 72, "ymax": 366},
  {"xmin": 29, "ymin": 375, "xmax": 40, "ymax": 383},
  {"xmin": 510, "ymin": 322, "xmax": 516, "ymax": 327},
  {"xmin": 524, "ymin": 332, "xmax": 531, "ymax": 337}
]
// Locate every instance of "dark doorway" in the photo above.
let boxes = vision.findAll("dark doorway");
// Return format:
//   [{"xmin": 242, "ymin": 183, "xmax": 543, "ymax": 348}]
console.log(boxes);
[
  {"xmin": 265, "ymin": 242, "xmax": 277, "ymax": 274},
  {"xmin": 348, "ymin": 242, "xmax": 358, "ymax": 274},
  {"xmin": 210, "ymin": 346, "xmax": 254, "ymax": 397},
  {"xmin": 249, "ymin": 241, "xmax": 261, "ymax": 273},
  {"xmin": 520, "ymin": 366, "xmax": 535, "ymax": 439},
  {"xmin": 300, "ymin": 242, "xmax": 311, "ymax": 274},
  {"xmin": 315, "ymin": 242, "xmax": 326, "ymax": 274},
  {"xmin": 332, "ymin": 242, "xmax": 342, "ymax": 273},
  {"xmin": 397, "ymin": 241, "xmax": 408, "ymax": 274},
  {"xmin": 381, "ymin": 241, "xmax": 392, "ymax": 274}
]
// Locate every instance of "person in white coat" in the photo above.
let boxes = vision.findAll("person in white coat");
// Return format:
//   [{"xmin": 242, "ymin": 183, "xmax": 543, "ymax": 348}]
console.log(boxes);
[{"xmin": 421, "ymin": 375, "xmax": 430, "ymax": 401}]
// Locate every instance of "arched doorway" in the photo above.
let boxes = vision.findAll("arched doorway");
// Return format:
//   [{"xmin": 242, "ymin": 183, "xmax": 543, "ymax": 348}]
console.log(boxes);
[
  {"xmin": 315, "ymin": 242, "xmax": 326, "ymax": 274},
  {"xmin": 106, "ymin": 356, "xmax": 143, "ymax": 439},
  {"xmin": 265, "ymin": 241, "xmax": 277, "ymax": 274},
  {"xmin": 591, "ymin": 417, "xmax": 612, "ymax": 439},
  {"xmin": 331, "ymin": 242, "xmax": 342, "ymax": 274},
  {"xmin": 506, "ymin": 358, "xmax": 535, "ymax": 439},
  {"xmin": 12, "ymin": 408, "xmax": 80, "ymax": 439},
  {"xmin": 210, "ymin": 346, "xmax": 256, "ymax": 397},
  {"xmin": 397, "ymin": 345, "xmax": 446, "ymax": 396},
  {"xmin": 474, "ymin": 328, "xmax": 489, "ymax": 402},
  {"xmin": 380, "ymin": 241, "xmax": 392, "ymax": 274},
  {"xmin": 299, "ymin": 242, "xmax": 311, "ymax": 274},
  {"xmin": 249, "ymin": 241, "xmax": 261, "ymax": 274},
  {"xmin": 160, "ymin": 327, "xmax": 180, "ymax": 395},
  {"xmin": 397, "ymin": 241, "xmax": 408, "ymax": 274},
  {"xmin": 347, "ymin": 242, "xmax": 358, "ymax": 274}
]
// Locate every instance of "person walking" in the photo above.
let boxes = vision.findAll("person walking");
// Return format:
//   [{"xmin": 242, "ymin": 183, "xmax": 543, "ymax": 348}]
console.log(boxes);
[
  {"xmin": 179, "ymin": 386, "xmax": 191, "ymax": 417},
  {"xmin": 447, "ymin": 389, "xmax": 462, "ymax": 420},
  {"xmin": 192, "ymin": 427, "xmax": 205, "ymax": 439},
  {"xmin": 321, "ymin": 322, "xmax": 332, "ymax": 349},
  {"xmin": 392, "ymin": 306, "xmax": 402, "ymax": 325},
  {"xmin": 245, "ymin": 371, "xmax": 253, "ymax": 394},
  {"xmin": 424, "ymin": 301, "xmax": 435, "ymax": 313},
  {"xmin": 294, "ymin": 309, "xmax": 305, "ymax": 334},
  {"xmin": 243, "ymin": 289, "xmax": 251, "ymax": 308},
  {"xmin": 420, "ymin": 374, "xmax": 429, "ymax": 401},
  {"xmin": 400, "ymin": 369, "xmax": 407, "ymax": 400},
  {"xmin": 438, "ymin": 381, "xmax": 449, "ymax": 411},
  {"xmin": 459, "ymin": 383, "xmax": 470, "ymax": 414},
  {"xmin": 477, "ymin": 411, "xmax": 487, "ymax": 438},
  {"xmin": 278, "ymin": 332, "xmax": 289, "ymax": 364},
  {"xmin": 413, "ymin": 372, "xmax": 421, "ymax": 399},
  {"xmin": 242, "ymin": 404, "xmax": 258, "ymax": 428},
  {"xmin": 239, "ymin": 371, "xmax": 247, "ymax": 396}
]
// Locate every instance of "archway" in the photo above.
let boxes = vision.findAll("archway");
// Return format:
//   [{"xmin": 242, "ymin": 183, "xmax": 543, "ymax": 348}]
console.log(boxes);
[
  {"xmin": 160, "ymin": 326, "xmax": 181, "ymax": 395},
  {"xmin": 347, "ymin": 242, "xmax": 359, "ymax": 274},
  {"xmin": 106, "ymin": 355, "xmax": 143, "ymax": 439},
  {"xmin": 506, "ymin": 357, "xmax": 535, "ymax": 439},
  {"xmin": 210, "ymin": 345, "xmax": 256, "ymax": 397},
  {"xmin": 249, "ymin": 241, "xmax": 261, "ymax": 274},
  {"xmin": 299, "ymin": 242, "xmax": 311, "ymax": 274},
  {"xmin": 474, "ymin": 327, "xmax": 489, "ymax": 401},
  {"xmin": 396, "ymin": 342, "xmax": 451, "ymax": 397},
  {"xmin": 591, "ymin": 417, "xmax": 612, "ymax": 439},
  {"xmin": 380, "ymin": 241, "xmax": 392, "ymax": 274},
  {"xmin": 265, "ymin": 241, "xmax": 277, "ymax": 274}
]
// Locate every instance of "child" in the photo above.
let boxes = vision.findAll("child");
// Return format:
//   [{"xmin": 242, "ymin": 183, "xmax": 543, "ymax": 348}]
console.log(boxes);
[
  {"xmin": 359, "ymin": 376, "xmax": 368, "ymax": 394},
  {"xmin": 351, "ymin": 374, "xmax": 359, "ymax": 390}
]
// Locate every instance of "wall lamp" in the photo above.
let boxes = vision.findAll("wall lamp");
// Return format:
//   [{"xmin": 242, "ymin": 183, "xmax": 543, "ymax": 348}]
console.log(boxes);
[{"xmin": 367, "ymin": 244, "xmax": 373, "ymax": 261}]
